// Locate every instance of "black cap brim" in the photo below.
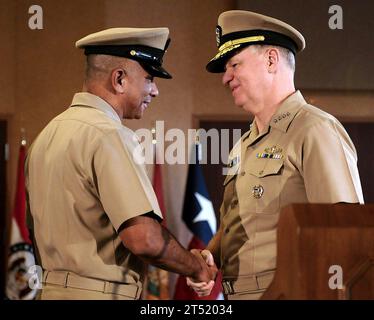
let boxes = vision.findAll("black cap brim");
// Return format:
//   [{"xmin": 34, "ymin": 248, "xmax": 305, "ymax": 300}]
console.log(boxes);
[
  {"xmin": 141, "ymin": 63, "xmax": 172, "ymax": 79},
  {"xmin": 84, "ymin": 45, "xmax": 172, "ymax": 79},
  {"xmin": 206, "ymin": 44, "xmax": 249, "ymax": 73},
  {"xmin": 206, "ymin": 30, "xmax": 298, "ymax": 73}
]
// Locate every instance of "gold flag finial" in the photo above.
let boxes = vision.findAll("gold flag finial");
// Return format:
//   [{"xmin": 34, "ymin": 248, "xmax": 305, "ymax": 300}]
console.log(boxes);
[
  {"xmin": 151, "ymin": 126, "xmax": 157, "ymax": 145},
  {"xmin": 21, "ymin": 128, "xmax": 27, "ymax": 146}
]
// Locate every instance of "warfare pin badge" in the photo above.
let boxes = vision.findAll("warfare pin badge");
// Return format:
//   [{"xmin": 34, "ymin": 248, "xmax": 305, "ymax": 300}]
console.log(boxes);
[{"xmin": 256, "ymin": 145, "xmax": 283, "ymax": 159}]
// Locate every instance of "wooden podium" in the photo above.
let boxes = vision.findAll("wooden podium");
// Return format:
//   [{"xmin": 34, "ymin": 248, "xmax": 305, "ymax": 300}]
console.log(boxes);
[{"xmin": 261, "ymin": 203, "xmax": 374, "ymax": 300}]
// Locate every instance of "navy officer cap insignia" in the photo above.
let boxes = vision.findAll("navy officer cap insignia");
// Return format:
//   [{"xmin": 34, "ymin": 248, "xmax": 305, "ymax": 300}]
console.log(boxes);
[
  {"xmin": 76, "ymin": 27, "xmax": 172, "ymax": 79},
  {"xmin": 206, "ymin": 10, "xmax": 306, "ymax": 73},
  {"xmin": 215, "ymin": 25, "xmax": 222, "ymax": 47}
]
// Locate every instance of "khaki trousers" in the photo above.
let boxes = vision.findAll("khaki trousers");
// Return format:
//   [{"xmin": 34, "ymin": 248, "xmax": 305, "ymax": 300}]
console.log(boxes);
[
  {"xmin": 40, "ymin": 283, "xmax": 135, "ymax": 300},
  {"xmin": 222, "ymin": 270, "xmax": 274, "ymax": 300},
  {"xmin": 226, "ymin": 289, "xmax": 266, "ymax": 300},
  {"xmin": 40, "ymin": 270, "xmax": 141, "ymax": 300}
]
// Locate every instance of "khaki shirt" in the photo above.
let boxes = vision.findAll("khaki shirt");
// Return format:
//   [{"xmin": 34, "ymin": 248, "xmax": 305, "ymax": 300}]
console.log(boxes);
[
  {"xmin": 220, "ymin": 91, "xmax": 363, "ymax": 280},
  {"xmin": 25, "ymin": 92, "xmax": 162, "ymax": 288}
]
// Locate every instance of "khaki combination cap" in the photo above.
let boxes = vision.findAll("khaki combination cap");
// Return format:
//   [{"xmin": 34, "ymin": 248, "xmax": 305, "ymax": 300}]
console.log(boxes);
[
  {"xmin": 206, "ymin": 10, "xmax": 306, "ymax": 73},
  {"xmin": 76, "ymin": 27, "xmax": 172, "ymax": 79}
]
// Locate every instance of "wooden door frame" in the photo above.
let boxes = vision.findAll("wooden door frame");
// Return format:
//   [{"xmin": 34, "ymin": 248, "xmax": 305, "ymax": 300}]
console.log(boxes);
[{"xmin": 0, "ymin": 119, "xmax": 8, "ymax": 299}]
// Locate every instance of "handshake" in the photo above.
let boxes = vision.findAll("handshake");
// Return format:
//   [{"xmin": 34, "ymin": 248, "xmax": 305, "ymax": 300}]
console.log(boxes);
[{"xmin": 186, "ymin": 249, "xmax": 218, "ymax": 297}]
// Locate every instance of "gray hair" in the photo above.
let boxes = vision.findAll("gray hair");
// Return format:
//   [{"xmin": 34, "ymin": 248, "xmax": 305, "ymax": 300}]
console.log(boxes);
[{"xmin": 251, "ymin": 45, "xmax": 295, "ymax": 73}]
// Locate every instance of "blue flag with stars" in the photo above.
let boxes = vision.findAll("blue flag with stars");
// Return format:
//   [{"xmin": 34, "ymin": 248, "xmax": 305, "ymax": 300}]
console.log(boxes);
[
  {"xmin": 182, "ymin": 145, "xmax": 216, "ymax": 245},
  {"xmin": 174, "ymin": 144, "xmax": 222, "ymax": 300}
]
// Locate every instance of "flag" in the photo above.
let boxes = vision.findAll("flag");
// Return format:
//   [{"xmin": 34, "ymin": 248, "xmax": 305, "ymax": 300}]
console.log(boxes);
[
  {"xmin": 174, "ymin": 144, "xmax": 223, "ymax": 300},
  {"xmin": 145, "ymin": 149, "xmax": 170, "ymax": 300},
  {"xmin": 6, "ymin": 141, "xmax": 38, "ymax": 300},
  {"xmin": 12, "ymin": 144, "xmax": 30, "ymax": 243}
]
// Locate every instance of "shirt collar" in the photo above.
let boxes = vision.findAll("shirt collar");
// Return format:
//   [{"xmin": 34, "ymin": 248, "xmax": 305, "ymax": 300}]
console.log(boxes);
[
  {"xmin": 70, "ymin": 92, "xmax": 122, "ymax": 123},
  {"xmin": 269, "ymin": 90, "xmax": 306, "ymax": 133},
  {"xmin": 243, "ymin": 120, "xmax": 271, "ymax": 147},
  {"xmin": 242, "ymin": 90, "xmax": 306, "ymax": 147}
]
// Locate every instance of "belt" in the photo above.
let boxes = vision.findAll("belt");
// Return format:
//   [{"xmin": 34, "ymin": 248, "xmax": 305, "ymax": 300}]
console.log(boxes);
[
  {"xmin": 43, "ymin": 270, "xmax": 141, "ymax": 299},
  {"xmin": 222, "ymin": 271, "xmax": 275, "ymax": 295}
]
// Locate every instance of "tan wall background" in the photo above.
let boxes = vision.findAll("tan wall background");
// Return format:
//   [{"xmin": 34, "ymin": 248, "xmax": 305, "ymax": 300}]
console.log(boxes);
[
  {"xmin": 0, "ymin": 0, "xmax": 16, "ymax": 115},
  {"xmin": 1, "ymin": 0, "xmax": 373, "ymax": 296},
  {"xmin": 238, "ymin": 0, "xmax": 374, "ymax": 90}
]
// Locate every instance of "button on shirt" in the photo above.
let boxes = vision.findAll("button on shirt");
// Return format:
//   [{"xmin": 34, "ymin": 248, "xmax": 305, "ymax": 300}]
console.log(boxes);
[
  {"xmin": 220, "ymin": 91, "xmax": 363, "ymax": 280},
  {"xmin": 25, "ymin": 92, "xmax": 162, "ymax": 287}
]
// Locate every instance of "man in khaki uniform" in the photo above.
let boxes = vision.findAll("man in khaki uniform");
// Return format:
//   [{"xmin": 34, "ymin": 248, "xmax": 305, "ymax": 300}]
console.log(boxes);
[
  {"xmin": 187, "ymin": 10, "xmax": 364, "ymax": 299},
  {"xmin": 25, "ymin": 28, "xmax": 216, "ymax": 300}
]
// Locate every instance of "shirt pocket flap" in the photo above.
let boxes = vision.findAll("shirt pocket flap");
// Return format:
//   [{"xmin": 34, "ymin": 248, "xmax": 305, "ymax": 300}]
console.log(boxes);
[{"xmin": 248, "ymin": 160, "xmax": 284, "ymax": 178}]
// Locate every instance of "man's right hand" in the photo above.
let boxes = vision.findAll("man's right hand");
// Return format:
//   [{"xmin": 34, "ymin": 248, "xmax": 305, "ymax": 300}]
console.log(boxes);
[
  {"xmin": 187, "ymin": 249, "xmax": 217, "ymax": 297},
  {"xmin": 119, "ymin": 215, "xmax": 218, "ymax": 286}
]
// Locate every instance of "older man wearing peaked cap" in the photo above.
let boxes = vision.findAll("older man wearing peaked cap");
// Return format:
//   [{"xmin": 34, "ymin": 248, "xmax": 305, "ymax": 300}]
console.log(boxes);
[
  {"xmin": 187, "ymin": 10, "xmax": 363, "ymax": 300},
  {"xmin": 25, "ymin": 27, "xmax": 216, "ymax": 300}
]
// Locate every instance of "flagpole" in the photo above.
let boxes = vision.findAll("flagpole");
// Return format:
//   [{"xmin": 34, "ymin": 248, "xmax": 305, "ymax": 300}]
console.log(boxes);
[
  {"xmin": 151, "ymin": 125, "xmax": 157, "ymax": 165},
  {"xmin": 13, "ymin": 128, "xmax": 30, "ymax": 243},
  {"xmin": 195, "ymin": 129, "xmax": 202, "ymax": 164}
]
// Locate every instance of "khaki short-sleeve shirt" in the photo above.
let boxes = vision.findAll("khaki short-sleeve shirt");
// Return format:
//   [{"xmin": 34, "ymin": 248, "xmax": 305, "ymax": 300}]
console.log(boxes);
[
  {"xmin": 220, "ymin": 91, "xmax": 363, "ymax": 280},
  {"xmin": 25, "ymin": 92, "xmax": 162, "ymax": 286}
]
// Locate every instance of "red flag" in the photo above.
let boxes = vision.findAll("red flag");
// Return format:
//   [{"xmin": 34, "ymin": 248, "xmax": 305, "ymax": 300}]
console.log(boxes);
[
  {"xmin": 153, "ymin": 160, "xmax": 166, "ymax": 222},
  {"xmin": 145, "ymin": 152, "xmax": 170, "ymax": 300},
  {"xmin": 13, "ymin": 144, "xmax": 30, "ymax": 243},
  {"xmin": 6, "ymin": 142, "xmax": 38, "ymax": 300}
]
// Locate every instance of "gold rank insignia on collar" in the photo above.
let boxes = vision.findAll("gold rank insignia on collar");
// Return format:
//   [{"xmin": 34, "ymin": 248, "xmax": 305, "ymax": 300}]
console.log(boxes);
[
  {"xmin": 273, "ymin": 112, "xmax": 291, "ymax": 124},
  {"xmin": 256, "ymin": 145, "xmax": 283, "ymax": 159}
]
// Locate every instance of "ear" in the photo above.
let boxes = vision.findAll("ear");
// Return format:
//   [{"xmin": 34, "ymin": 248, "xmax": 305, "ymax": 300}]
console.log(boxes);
[
  {"xmin": 111, "ymin": 68, "xmax": 126, "ymax": 94},
  {"xmin": 266, "ymin": 48, "xmax": 280, "ymax": 73}
]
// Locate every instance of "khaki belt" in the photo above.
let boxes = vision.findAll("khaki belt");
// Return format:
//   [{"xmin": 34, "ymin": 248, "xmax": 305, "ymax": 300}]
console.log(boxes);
[
  {"xmin": 43, "ymin": 270, "xmax": 141, "ymax": 299},
  {"xmin": 222, "ymin": 271, "xmax": 275, "ymax": 295}
]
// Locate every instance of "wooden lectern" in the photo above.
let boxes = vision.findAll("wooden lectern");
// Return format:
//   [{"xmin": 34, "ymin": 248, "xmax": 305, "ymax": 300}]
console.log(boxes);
[{"xmin": 261, "ymin": 203, "xmax": 374, "ymax": 300}]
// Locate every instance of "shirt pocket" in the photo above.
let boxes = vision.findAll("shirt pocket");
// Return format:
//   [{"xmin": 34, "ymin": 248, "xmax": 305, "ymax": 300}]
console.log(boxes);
[{"xmin": 247, "ymin": 160, "xmax": 284, "ymax": 214}]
